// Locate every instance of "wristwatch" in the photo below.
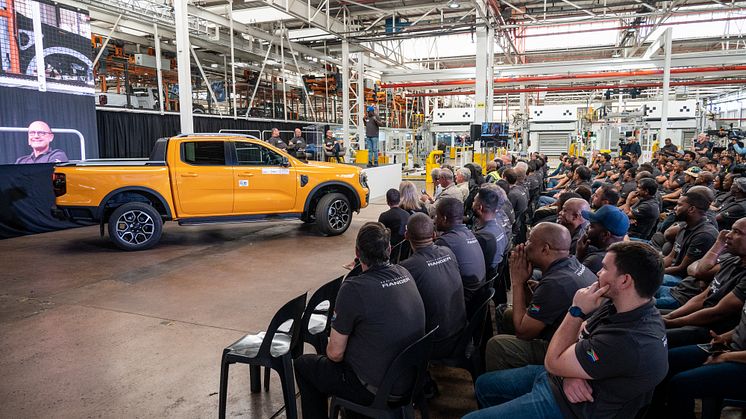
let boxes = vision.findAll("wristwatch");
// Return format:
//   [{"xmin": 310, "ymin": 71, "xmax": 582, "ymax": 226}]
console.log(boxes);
[{"xmin": 568, "ymin": 306, "xmax": 588, "ymax": 320}]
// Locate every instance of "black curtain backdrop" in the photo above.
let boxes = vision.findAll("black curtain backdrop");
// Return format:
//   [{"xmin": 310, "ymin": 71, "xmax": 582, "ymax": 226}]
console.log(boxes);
[
  {"xmin": 96, "ymin": 110, "xmax": 327, "ymax": 158},
  {"xmin": 0, "ymin": 86, "xmax": 99, "ymax": 164},
  {"xmin": 0, "ymin": 163, "xmax": 86, "ymax": 239}
]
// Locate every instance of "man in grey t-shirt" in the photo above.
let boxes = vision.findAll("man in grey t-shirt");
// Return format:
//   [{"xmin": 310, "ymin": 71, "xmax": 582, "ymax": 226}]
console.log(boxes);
[{"xmin": 294, "ymin": 222, "xmax": 425, "ymax": 419}]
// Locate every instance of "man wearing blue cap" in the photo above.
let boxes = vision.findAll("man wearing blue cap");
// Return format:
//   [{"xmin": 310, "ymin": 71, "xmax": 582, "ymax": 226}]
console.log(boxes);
[
  {"xmin": 364, "ymin": 105, "xmax": 382, "ymax": 167},
  {"xmin": 576, "ymin": 205, "xmax": 629, "ymax": 275}
]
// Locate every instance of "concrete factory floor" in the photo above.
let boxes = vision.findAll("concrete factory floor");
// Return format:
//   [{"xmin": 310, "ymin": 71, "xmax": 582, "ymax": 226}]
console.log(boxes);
[{"xmin": 0, "ymin": 197, "xmax": 476, "ymax": 418}]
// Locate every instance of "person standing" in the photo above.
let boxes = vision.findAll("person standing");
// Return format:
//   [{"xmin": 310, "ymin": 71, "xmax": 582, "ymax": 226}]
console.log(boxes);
[
  {"xmin": 364, "ymin": 105, "xmax": 382, "ymax": 167},
  {"xmin": 15, "ymin": 121, "xmax": 68, "ymax": 164}
]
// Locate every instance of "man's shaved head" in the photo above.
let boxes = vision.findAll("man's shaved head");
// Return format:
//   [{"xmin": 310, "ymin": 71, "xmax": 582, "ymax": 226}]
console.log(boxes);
[{"xmin": 530, "ymin": 222, "xmax": 571, "ymax": 253}]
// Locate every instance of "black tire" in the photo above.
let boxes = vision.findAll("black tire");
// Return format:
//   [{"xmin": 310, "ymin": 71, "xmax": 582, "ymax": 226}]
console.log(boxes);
[
  {"xmin": 107, "ymin": 202, "xmax": 163, "ymax": 251},
  {"xmin": 315, "ymin": 193, "xmax": 352, "ymax": 236}
]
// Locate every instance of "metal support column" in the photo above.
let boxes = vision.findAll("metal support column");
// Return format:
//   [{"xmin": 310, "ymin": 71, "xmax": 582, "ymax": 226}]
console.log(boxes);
[
  {"xmin": 174, "ymin": 0, "xmax": 193, "ymax": 133},
  {"xmin": 357, "ymin": 53, "xmax": 365, "ymax": 150},
  {"xmin": 660, "ymin": 27, "xmax": 672, "ymax": 144},
  {"xmin": 342, "ymin": 39, "xmax": 351, "ymax": 152},
  {"xmin": 154, "ymin": 23, "xmax": 165, "ymax": 114},
  {"xmin": 229, "ymin": 0, "xmax": 237, "ymax": 119},
  {"xmin": 474, "ymin": 25, "xmax": 490, "ymax": 124},
  {"xmin": 486, "ymin": 26, "xmax": 495, "ymax": 122}
]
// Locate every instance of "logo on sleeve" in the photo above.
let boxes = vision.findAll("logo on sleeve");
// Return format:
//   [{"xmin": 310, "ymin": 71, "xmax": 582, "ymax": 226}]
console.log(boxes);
[
  {"xmin": 586, "ymin": 348, "xmax": 599, "ymax": 363},
  {"xmin": 528, "ymin": 304, "xmax": 541, "ymax": 313}
]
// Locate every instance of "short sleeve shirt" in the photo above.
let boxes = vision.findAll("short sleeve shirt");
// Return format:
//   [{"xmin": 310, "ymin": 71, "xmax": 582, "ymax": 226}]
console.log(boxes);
[
  {"xmin": 474, "ymin": 219, "xmax": 508, "ymax": 270},
  {"xmin": 268, "ymin": 137, "xmax": 287, "ymax": 149},
  {"xmin": 730, "ymin": 301, "xmax": 746, "ymax": 351},
  {"xmin": 435, "ymin": 224, "xmax": 486, "ymax": 293},
  {"xmin": 15, "ymin": 149, "xmax": 68, "ymax": 164},
  {"xmin": 399, "ymin": 245, "xmax": 466, "ymax": 347},
  {"xmin": 580, "ymin": 247, "xmax": 606, "ymax": 275},
  {"xmin": 702, "ymin": 255, "xmax": 746, "ymax": 308},
  {"xmin": 332, "ymin": 264, "xmax": 425, "ymax": 392},
  {"xmin": 378, "ymin": 207, "xmax": 410, "ymax": 246},
  {"xmin": 288, "ymin": 136, "xmax": 306, "ymax": 149},
  {"xmin": 550, "ymin": 300, "xmax": 669, "ymax": 419},
  {"xmin": 671, "ymin": 219, "xmax": 718, "ymax": 268},
  {"xmin": 718, "ymin": 198, "xmax": 746, "ymax": 230},
  {"xmin": 528, "ymin": 256, "xmax": 597, "ymax": 340},
  {"xmin": 629, "ymin": 196, "xmax": 660, "ymax": 239}
]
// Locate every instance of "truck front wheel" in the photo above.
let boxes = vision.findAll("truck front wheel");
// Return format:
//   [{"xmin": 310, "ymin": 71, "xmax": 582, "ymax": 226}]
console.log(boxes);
[
  {"xmin": 315, "ymin": 193, "xmax": 352, "ymax": 236},
  {"xmin": 108, "ymin": 202, "xmax": 163, "ymax": 250}
]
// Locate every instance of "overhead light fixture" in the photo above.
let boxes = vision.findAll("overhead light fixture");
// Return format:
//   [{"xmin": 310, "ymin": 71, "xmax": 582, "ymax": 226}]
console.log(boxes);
[
  {"xmin": 448, "ymin": 0, "xmax": 460, "ymax": 9},
  {"xmin": 210, "ymin": 63, "xmax": 218, "ymax": 68}
]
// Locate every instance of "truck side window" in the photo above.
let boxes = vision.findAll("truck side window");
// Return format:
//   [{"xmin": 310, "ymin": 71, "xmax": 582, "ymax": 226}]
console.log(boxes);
[
  {"xmin": 182, "ymin": 141, "xmax": 226, "ymax": 165},
  {"xmin": 236, "ymin": 143, "xmax": 284, "ymax": 166}
]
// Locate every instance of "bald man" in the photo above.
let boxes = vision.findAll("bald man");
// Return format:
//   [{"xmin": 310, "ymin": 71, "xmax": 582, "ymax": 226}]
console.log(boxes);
[
  {"xmin": 484, "ymin": 222, "xmax": 597, "ymax": 371},
  {"xmin": 558, "ymin": 197, "xmax": 591, "ymax": 255},
  {"xmin": 15, "ymin": 121, "xmax": 68, "ymax": 164}
]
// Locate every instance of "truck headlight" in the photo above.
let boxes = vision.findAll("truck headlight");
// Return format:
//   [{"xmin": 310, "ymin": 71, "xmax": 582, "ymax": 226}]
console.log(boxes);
[{"xmin": 359, "ymin": 172, "xmax": 369, "ymax": 189}]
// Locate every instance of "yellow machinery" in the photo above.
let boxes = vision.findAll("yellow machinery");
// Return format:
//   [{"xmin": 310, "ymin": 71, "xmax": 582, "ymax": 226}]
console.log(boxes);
[
  {"xmin": 355, "ymin": 150, "xmax": 389, "ymax": 165},
  {"xmin": 473, "ymin": 151, "xmax": 496, "ymax": 174},
  {"xmin": 425, "ymin": 150, "xmax": 444, "ymax": 195}
]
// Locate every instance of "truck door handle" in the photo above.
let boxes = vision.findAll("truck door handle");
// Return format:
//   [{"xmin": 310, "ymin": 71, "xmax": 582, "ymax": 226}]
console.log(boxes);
[
  {"xmin": 181, "ymin": 173, "xmax": 199, "ymax": 177},
  {"xmin": 238, "ymin": 172, "xmax": 254, "ymax": 177}
]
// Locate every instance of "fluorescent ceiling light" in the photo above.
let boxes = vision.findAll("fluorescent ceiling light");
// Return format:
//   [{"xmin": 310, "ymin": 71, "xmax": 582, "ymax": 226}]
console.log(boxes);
[
  {"xmin": 232, "ymin": 7, "xmax": 293, "ymax": 24},
  {"xmin": 448, "ymin": 0, "xmax": 461, "ymax": 9},
  {"xmin": 210, "ymin": 63, "xmax": 219, "ymax": 68}
]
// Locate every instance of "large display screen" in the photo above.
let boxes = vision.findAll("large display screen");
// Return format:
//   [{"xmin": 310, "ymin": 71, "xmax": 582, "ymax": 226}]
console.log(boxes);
[
  {"xmin": 481, "ymin": 122, "xmax": 509, "ymax": 138},
  {"xmin": 0, "ymin": 0, "xmax": 97, "ymax": 164}
]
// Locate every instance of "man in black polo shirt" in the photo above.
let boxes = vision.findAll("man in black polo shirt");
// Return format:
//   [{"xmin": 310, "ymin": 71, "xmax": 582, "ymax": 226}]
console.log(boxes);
[
  {"xmin": 472, "ymin": 186, "xmax": 509, "ymax": 282},
  {"xmin": 661, "ymin": 137, "xmax": 679, "ymax": 157},
  {"xmin": 716, "ymin": 177, "xmax": 746, "ymax": 230},
  {"xmin": 663, "ymin": 218, "xmax": 746, "ymax": 347},
  {"xmin": 483, "ymin": 223, "xmax": 596, "ymax": 372},
  {"xmin": 623, "ymin": 178, "xmax": 660, "ymax": 239},
  {"xmin": 267, "ymin": 127, "xmax": 288, "ymax": 150},
  {"xmin": 576, "ymin": 205, "xmax": 628, "ymax": 275},
  {"xmin": 400, "ymin": 213, "xmax": 466, "ymax": 359},
  {"xmin": 294, "ymin": 223, "xmax": 425, "ymax": 419},
  {"xmin": 434, "ymin": 198, "xmax": 486, "ymax": 311},
  {"xmin": 558, "ymin": 198, "xmax": 591, "ymax": 255},
  {"xmin": 466, "ymin": 242, "xmax": 667, "ymax": 419},
  {"xmin": 505, "ymin": 168, "xmax": 529, "ymax": 236},
  {"xmin": 378, "ymin": 188, "xmax": 411, "ymax": 262},
  {"xmin": 15, "ymin": 121, "xmax": 69, "ymax": 164},
  {"xmin": 662, "ymin": 189, "xmax": 718, "ymax": 287}
]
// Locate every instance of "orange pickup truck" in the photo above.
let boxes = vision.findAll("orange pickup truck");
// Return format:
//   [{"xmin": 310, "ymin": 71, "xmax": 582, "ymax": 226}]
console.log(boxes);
[{"xmin": 52, "ymin": 134, "xmax": 369, "ymax": 250}]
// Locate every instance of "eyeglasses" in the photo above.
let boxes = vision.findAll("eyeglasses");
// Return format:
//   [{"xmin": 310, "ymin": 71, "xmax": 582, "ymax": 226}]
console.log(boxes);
[{"xmin": 29, "ymin": 131, "xmax": 52, "ymax": 136}]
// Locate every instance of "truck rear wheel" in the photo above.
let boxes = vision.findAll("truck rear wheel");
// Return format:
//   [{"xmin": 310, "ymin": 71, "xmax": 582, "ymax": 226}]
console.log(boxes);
[
  {"xmin": 108, "ymin": 202, "xmax": 163, "ymax": 250},
  {"xmin": 315, "ymin": 193, "xmax": 352, "ymax": 236}
]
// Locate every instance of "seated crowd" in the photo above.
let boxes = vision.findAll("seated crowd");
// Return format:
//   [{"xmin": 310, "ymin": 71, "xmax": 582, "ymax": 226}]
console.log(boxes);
[{"xmin": 294, "ymin": 133, "xmax": 746, "ymax": 419}]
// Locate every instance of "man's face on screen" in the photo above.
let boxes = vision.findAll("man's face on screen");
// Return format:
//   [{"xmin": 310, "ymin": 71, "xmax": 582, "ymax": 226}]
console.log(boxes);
[{"xmin": 27, "ymin": 121, "xmax": 54, "ymax": 153}]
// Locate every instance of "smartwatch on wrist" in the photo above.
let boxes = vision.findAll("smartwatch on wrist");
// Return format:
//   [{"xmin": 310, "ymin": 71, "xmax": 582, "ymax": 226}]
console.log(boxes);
[{"xmin": 568, "ymin": 306, "xmax": 588, "ymax": 320}]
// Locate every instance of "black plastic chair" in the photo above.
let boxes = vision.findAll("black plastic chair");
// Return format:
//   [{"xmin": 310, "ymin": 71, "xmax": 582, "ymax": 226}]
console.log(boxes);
[
  {"xmin": 218, "ymin": 293, "xmax": 307, "ymax": 419},
  {"xmin": 297, "ymin": 275, "xmax": 343, "ymax": 356},
  {"xmin": 329, "ymin": 327, "xmax": 439, "ymax": 419},
  {"xmin": 432, "ymin": 288, "xmax": 495, "ymax": 383}
]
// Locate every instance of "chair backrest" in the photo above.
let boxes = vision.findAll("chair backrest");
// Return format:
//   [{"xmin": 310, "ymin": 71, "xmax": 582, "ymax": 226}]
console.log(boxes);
[
  {"xmin": 257, "ymin": 292, "xmax": 307, "ymax": 358},
  {"xmin": 369, "ymin": 326, "xmax": 439, "ymax": 409},
  {"xmin": 296, "ymin": 276, "xmax": 344, "ymax": 357},
  {"xmin": 456, "ymin": 287, "xmax": 495, "ymax": 356}
]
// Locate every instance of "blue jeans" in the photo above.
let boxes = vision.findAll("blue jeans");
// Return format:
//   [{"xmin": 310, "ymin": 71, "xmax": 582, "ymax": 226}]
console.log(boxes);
[
  {"xmin": 655, "ymin": 285, "xmax": 682, "ymax": 309},
  {"xmin": 365, "ymin": 136, "xmax": 378, "ymax": 166},
  {"xmin": 538, "ymin": 196, "xmax": 557, "ymax": 207},
  {"xmin": 649, "ymin": 345, "xmax": 746, "ymax": 419},
  {"xmin": 663, "ymin": 274, "xmax": 682, "ymax": 287},
  {"xmin": 463, "ymin": 366, "xmax": 563, "ymax": 419}
]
